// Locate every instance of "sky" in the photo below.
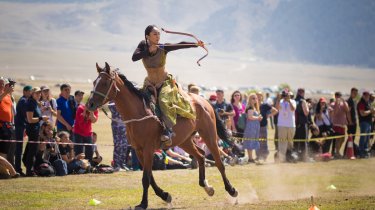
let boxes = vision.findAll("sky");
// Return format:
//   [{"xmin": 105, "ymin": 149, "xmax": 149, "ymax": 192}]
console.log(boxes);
[{"xmin": 0, "ymin": 0, "xmax": 374, "ymax": 90}]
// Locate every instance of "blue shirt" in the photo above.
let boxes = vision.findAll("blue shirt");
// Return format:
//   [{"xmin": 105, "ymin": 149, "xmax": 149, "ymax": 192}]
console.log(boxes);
[
  {"xmin": 15, "ymin": 96, "xmax": 28, "ymax": 126},
  {"xmin": 56, "ymin": 95, "xmax": 74, "ymax": 129}
]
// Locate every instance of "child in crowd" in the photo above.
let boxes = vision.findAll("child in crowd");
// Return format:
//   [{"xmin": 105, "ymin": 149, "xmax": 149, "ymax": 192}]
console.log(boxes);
[{"xmin": 91, "ymin": 132, "xmax": 102, "ymax": 167}]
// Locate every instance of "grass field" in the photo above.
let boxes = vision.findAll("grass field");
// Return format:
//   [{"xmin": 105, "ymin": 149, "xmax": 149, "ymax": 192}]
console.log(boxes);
[{"xmin": 1, "ymin": 111, "xmax": 375, "ymax": 209}]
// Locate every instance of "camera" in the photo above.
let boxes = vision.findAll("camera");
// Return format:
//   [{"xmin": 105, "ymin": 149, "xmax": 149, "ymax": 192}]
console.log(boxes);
[
  {"xmin": 281, "ymin": 91, "xmax": 288, "ymax": 98},
  {"xmin": 8, "ymin": 78, "xmax": 16, "ymax": 86}
]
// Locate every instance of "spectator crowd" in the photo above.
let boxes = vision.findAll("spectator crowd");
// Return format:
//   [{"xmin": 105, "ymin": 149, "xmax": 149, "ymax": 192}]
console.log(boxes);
[{"xmin": 0, "ymin": 76, "xmax": 375, "ymax": 179}]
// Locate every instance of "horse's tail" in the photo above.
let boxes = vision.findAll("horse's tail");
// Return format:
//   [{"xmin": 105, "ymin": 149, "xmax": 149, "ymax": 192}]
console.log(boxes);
[{"xmin": 214, "ymin": 108, "xmax": 233, "ymax": 147}]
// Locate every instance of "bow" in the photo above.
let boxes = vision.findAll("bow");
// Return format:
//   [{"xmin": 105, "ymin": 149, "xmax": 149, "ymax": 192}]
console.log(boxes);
[{"xmin": 161, "ymin": 28, "xmax": 208, "ymax": 66}]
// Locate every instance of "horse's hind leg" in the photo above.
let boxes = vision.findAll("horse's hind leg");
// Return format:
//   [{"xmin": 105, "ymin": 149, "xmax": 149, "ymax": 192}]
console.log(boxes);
[
  {"xmin": 199, "ymin": 129, "xmax": 238, "ymax": 197},
  {"xmin": 179, "ymin": 139, "xmax": 214, "ymax": 196},
  {"xmin": 150, "ymin": 172, "xmax": 172, "ymax": 203}
]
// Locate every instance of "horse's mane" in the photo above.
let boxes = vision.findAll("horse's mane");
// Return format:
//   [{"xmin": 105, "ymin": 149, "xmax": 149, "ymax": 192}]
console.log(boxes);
[{"xmin": 117, "ymin": 73, "xmax": 149, "ymax": 103}]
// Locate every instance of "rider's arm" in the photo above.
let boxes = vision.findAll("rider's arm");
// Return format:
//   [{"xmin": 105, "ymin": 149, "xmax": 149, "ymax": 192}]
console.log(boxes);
[
  {"xmin": 163, "ymin": 42, "xmax": 198, "ymax": 52},
  {"xmin": 132, "ymin": 41, "xmax": 149, "ymax": 61}
]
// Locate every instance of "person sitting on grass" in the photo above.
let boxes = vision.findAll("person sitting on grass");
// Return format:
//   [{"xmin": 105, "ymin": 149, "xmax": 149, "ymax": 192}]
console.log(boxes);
[
  {"xmin": 0, "ymin": 156, "xmax": 20, "ymax": 179},
  {"xmin": 192, "ymin": 132, "xmax": 232, "ymax": 166},
  {"xmin": 57, "ymin": 131, "xmax": 85, "ymax": 174},
  {"xmin": 34, "ymin": 121, "xmax": 55, "ymax": 168},
  {"xmin": 152, "ymin": 149, "xmax": 191, "ymax": 170},
  {"xmin": 165, "ymin": 148, "xmax": 192, "ymax": 165}
]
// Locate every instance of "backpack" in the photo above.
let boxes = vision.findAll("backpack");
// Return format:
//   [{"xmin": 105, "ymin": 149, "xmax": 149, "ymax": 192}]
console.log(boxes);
[
  {"xmin": 237, "ymin": 113, "xmax": 247, "ymax": 130},
  {"xmin": 52, "ymin": 142, "xmax": 69, "ymax": 176},
  {"xmin": 53, "ymin": 159, "xmax": 68, "ymax": 176},
  {"xmin": 35, "ymin": 161, "xmax": 56, "ymax": 177}
]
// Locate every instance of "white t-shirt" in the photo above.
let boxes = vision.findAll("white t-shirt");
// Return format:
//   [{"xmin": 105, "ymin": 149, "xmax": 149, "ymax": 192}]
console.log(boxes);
[
  {"xmin": 40, "ymin": 98, "xmax": 57, "ymax": 125},
  {"xmin": 277, "ymin": 99, "xmax": 296, "ymax": 128}
]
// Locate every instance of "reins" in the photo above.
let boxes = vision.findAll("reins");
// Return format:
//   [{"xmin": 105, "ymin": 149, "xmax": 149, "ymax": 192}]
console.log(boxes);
[{"xmin": 101, "ymin": 106, "xmax": 159, "ymax": 125}]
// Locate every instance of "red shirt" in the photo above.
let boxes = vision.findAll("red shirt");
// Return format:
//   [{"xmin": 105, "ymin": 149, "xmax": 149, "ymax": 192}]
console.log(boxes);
[
  {"xmin": 0, "ymin": 94, "xmax": 13, "ymax": 123},
  {"xmin": 73, "ymin": 104, "xmax": 98, "ymax": 137}
]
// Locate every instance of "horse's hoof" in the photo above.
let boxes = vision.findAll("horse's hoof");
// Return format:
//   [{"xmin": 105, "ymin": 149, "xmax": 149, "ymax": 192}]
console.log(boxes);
[
  {"xmin": 230, "ymin": 188, "xmax": 238, "ymax": 197},
  {"xmin": 166, "ymin": 194, "xmax": 172, "ymax": 203},
  {"xmin": 135, "ymin": 204, "xmax": 146, "ymax": 210},
  {"xmin": 204, "ymin": 186, "xmax": 215, "ymax": 196}
]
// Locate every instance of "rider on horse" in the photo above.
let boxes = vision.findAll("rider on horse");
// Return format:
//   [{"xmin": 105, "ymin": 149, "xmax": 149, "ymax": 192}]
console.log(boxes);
[{"xmin": 132, "ymin": 25, "xmax": 205, "ymax": 147}]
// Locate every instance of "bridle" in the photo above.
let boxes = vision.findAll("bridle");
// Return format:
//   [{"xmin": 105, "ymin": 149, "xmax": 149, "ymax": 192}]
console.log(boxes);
[
  {"xmin": 90, "ymin": 68, "xmax": 160, "ymax": 125},
  {"xmin": 90, "ymin": 70, "xmax": 119, "ymax": 108}
]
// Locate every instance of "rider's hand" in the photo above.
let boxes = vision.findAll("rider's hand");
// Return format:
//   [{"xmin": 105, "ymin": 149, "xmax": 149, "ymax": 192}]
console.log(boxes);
[{"xmin": 197, "ymin": 40, "xmax": 204, "ymax": 47}]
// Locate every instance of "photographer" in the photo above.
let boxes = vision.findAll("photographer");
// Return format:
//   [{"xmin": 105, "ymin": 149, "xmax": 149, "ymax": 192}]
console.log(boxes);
[
  {"xmin": 275, "ymin": 89, "xmax": 296, "ymax": 162},
  {"xmin": 0, "ymin": 77, "xmax": 15, "ymax": 160}
]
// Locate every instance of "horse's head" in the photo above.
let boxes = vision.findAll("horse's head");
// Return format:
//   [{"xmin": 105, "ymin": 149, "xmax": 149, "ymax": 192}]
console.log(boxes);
[{"xmin": 87, "ymin": 62, "xmax": 119, "ymax": 111}]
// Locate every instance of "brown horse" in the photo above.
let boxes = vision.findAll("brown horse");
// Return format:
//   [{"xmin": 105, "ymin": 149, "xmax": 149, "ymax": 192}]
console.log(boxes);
[{"xmin": 87, "ymin": 62, "xmax": 238, "ymax": 209}]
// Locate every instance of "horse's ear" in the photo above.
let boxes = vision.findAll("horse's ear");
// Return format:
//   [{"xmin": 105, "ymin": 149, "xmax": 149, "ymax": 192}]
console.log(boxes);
[
  {"xmin": 105, "ymin": 62, "xmax": 110, "ymax": 73},
  {"xmin": 96, "ymin": 62, "xmax": 102, "ymax": 73}
]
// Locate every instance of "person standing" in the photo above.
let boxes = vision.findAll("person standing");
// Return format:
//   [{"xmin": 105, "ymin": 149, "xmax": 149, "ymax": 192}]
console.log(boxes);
[
  {"xmin": 357, "ymin": 90, "xmax": 375, "ymax": 158},
  {"xmin": 0, "ymin": 77, "xmax": 15, "ymax": 160},
  {"xmin": 72, "ymin": 103, "xmax": 98, "ymax": 162},
  {"xmin": 108, "ymin": 102, "xmax": 129, "ymax": 170},
  {"xmin": 213, "ymin": 89, "xmax": 234, "ymax": 130},
  {"xmin": 257, "ymin": 92, "xmax": 278, "ymax": 161},
  {"xmin": 330, "ymin": 92, "xmax": 349, "ymax": 158},
  {"xmin": 276, "ymin": 90, "xmax": 296, "ymax": 163},
  {"xmin": 314, "ymin": 97, "xmax": 334, "ymax": 153},
  {"xmin": 293, "ymin": 88, "xmax": 310, "ymax": 161},
  {"xmin": 345, "ymin": 87, "xmax": 358, "ymax": 154},
  {"xmin": 24, "ymin": 87, "xmax": 49, "ymax": 176},
  {"xmin": 56, "ymin": 84, "xmax": 75, "ymax": 134},
  {"xmin": 243, "ymin": 93, "xmax": 262, "ymax": 163},
  {"xmin": 40, "ymin": 86, "xmax": 57, "ymax": 126},
  {"xmin": 273, "ymin": 92, "xmax": 281, "ymax": 150},
  {"xmin": 14, "ymin": 85, "xmax": 32, "ymax": 175},
  {"xmin": 346, "ymin": 88, "xmax": 358, "ymax": 138},
  {"xmin": 231, "ymin": 90, "xmax": 245, "ymax": 136}
]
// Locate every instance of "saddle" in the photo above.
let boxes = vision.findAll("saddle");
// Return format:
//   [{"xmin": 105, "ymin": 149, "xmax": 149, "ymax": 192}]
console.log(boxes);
[{"xmin": 142, "ymin": 78, "xmax": 195, "ymax": 122}]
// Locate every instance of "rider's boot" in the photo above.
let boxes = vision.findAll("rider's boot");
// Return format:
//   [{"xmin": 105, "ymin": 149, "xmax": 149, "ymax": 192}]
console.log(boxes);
[{"xmin": 160, "ymin": 127, "xmax": 173, "ymax": 148}]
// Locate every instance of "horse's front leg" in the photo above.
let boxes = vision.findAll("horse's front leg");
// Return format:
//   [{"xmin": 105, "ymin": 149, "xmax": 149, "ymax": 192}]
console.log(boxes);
[
  {"xmin": 135, "ymin": 150, "xmax": 153, "ymax": 210},
  {"xmin": 150, "ymin": 172, "xmax": 172, "ymax": 203}
]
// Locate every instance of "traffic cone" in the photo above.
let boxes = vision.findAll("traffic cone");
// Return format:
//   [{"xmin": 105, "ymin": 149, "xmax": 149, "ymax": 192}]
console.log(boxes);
[{"xmin": 346, "ymin": 135, "xmax": 356, "ymax": 160}]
